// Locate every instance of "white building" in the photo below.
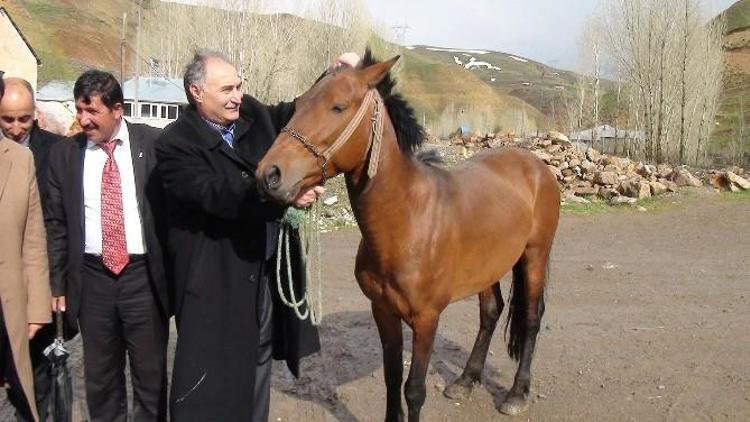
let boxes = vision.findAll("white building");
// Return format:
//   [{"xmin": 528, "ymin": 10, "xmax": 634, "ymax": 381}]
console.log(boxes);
[
  {"xmin": 0, "ymin": 7, "xmax": 42, "ymax": 90},
  {"xmin": 37, "ymin": 76, "xmax": 188, "ymax": 131},
  {"xmin": 122, "ymin": 77, "xmax": 187, "ymax": 128}
]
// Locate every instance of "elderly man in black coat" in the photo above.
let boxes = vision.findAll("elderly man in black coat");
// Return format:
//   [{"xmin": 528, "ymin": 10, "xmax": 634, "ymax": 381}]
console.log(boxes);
[{"xmin": 156, "ymin": 50, "xmax": 349, "ymax": 421}]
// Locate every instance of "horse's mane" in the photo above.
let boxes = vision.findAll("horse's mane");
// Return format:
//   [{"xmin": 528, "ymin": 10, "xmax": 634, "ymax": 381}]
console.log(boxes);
[{"xmin": 360, "ymin": 49, "xmax": 426, "ymax": 156}]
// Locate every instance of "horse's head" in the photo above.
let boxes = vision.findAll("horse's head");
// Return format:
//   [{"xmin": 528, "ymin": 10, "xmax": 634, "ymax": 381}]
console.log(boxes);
[{"xmin": 256, "ymin": 55, "xmax": 399, "ymax": 204}]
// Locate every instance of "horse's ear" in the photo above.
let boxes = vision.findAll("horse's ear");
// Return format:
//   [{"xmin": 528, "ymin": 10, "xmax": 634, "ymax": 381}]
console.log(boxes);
[{"xmin": 361, "ymin": 55, "xmax": 400, "ymax": 88}]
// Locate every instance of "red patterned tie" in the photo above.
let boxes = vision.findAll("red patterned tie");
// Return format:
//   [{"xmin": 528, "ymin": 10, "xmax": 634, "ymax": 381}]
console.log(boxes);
[{"xmin": 100, "ymin": 139, "xmax": 129, "ymax": 275}]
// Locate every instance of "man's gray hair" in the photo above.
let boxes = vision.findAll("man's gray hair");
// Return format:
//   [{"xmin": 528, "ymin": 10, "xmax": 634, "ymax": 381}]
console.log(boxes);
[{"xmin": 183, "ymin": 50, "xmax": 234, "ymax": 105}]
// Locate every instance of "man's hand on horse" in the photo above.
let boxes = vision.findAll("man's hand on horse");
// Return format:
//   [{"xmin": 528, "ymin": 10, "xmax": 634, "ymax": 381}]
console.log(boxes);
[
  {"xmin": 293, "ymin": 185, "xmax": 326, "ymax": 209},
  {"xmin": 331, "ymin": 52, "xmax": 361, "ymax": 71}
]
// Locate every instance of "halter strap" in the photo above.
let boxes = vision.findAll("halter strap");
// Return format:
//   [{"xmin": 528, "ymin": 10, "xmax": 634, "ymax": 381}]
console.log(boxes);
[{"xmin": 281, "ymin": 89, "xmax": 384, "ymax": 185}]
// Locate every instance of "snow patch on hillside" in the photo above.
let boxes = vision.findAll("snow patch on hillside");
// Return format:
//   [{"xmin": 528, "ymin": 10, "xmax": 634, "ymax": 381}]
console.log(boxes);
[{"xmin": 464, "ymin": 57, "xmax": 501, "ymax": 71}]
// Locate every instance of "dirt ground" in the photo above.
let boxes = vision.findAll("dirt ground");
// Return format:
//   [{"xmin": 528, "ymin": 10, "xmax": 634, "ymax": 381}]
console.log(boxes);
[{"xmin": 2, "ymin": 190, "xmax": 748, "ymax": 421}]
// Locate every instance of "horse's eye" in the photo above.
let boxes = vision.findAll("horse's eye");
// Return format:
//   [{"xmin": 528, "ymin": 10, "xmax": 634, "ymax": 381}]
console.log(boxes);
[{"xmin": 332, "ymin": 104, "xmax": 346, "ymax": 114}]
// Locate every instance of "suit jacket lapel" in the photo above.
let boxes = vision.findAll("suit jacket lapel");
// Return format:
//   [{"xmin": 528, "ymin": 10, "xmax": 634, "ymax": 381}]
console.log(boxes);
[
  {"xmin": 0, "ymin": 140, "xmax": 12, "ymax": 201},
  {"xmin": 126, "ymin": 122, "xmax": 148, "ymax": 213},
  {"xmin": 29, "ymin": 124, "xmax": 43, "ymax": 163},
  {"xmin": 72, "ymin": 134, "xmax": 86, "ymax": 242},
  {"xmin": 183, "ymin": 106, "xmax": 255, "ymax": 170},
  {"xmin": 234, "ymin": 116, "xmax": 269, "ymax": 169}
]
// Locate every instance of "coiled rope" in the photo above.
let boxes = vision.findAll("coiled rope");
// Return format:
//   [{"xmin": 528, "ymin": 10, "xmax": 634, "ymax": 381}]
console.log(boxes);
[{"xmin": 275, "ymin": 203, "xmax": 323, "ymax": 325}]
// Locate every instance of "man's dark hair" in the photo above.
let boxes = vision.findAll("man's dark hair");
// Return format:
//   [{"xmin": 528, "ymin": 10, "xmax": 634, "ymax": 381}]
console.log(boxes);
[
  {"xmin": 73, "ymin": 70, "xmax": 123, "ymax": 109},
  {"xmin": 0, "ymin": 71, "xmax": 5, "ymax": 100}
]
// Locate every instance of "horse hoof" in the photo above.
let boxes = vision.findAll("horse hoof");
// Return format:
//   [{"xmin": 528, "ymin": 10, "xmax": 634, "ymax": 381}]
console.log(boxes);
[
  {"xmin": 499, "ymin": 395, "xmax": 529, "ymax": 415},
  {"xmin": 443, "ymin": 381, "xmax": 473, "ymax": 400}
]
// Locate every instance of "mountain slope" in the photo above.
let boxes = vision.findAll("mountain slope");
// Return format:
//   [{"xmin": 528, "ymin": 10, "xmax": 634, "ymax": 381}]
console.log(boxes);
[
  {"xmin": 3, "ymin": 0, "xmax": 568, "ymax": 135},
  {"xmin": 398, "ymin": 47, "xmax": 550, "ymax": 135},
  {"xmin": 1, "ymin": 0, "xmax": 137, "ymax": 81},
  {"xmin": 713, "ymin": 0, "xmax": 750, "ymax": 162}
]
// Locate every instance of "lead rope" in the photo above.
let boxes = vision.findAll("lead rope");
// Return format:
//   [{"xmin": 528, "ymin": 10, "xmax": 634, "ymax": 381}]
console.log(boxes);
[{"xmin": 275, "ymin": 203, "xmax": 323, "ymax": 325}]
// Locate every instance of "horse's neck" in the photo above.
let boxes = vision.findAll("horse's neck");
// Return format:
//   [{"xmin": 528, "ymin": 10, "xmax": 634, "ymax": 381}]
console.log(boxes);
[{"xmin": 344, "ymin": 122, "xmax": 424, "ymax": 256}]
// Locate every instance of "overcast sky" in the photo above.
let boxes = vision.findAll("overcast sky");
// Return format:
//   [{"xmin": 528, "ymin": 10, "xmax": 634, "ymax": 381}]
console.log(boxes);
[
  {"xmin": 167, "ymin": 0, "xmax": 738, "ymax": 71},
  {"xmin": 362, "ymin": 0, "xmax": 737, "ymax": 71}
]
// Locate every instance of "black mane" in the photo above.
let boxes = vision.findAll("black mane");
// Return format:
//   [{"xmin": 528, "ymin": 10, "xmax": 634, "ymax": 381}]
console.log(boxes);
[{"xmin": 361, "ymin": 48, "xmax": 426, "ymax": 155}]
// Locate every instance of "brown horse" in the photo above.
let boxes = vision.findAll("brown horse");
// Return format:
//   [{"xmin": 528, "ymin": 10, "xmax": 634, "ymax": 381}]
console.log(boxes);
[{"xmin": 256, "ymin": 51, "xmax": 560, "ymax": 421}]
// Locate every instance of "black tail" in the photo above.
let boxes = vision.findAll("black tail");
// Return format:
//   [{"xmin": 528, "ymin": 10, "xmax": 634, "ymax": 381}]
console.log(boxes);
[
  {"xmin": 505, "ymin": 259, "xmax": 527, "ymax": 362},
  {"xmin": 505, "ymin": 258, "xmax": 549, "ymax": 362}
]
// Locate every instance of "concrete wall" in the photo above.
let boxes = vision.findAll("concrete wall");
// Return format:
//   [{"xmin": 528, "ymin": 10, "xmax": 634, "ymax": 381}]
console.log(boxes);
[{"xmin": 0, "ymin": 9, "xmax": 38, "ymax": 90}]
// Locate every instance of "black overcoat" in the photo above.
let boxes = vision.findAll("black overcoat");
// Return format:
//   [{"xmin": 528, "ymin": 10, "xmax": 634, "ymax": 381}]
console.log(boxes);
[
  {"xmin": 28, "ymin": 121, "xmax": 63, "ymax": 203},
  {"xmin": 155, "ymin": 95, "xmax": 320, "ymax": 421}
]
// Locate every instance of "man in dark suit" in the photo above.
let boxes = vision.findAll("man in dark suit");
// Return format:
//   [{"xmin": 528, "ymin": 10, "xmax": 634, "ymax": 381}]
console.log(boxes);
[
  {"xmin": 155, "ymin": 51, "xmax": 325, "ymax": 421},
  {"xmin": 45, "ymin": 70, "xmax": 169, "ymax": 422},
  {"xmin": 0, "ymin": 76, "xmax": 63, "ymax": 421}
]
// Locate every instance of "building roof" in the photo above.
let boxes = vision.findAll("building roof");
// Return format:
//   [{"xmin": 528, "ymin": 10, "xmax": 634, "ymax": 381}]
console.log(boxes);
[
  {"xmin": 36, "ymin": 81, "xmax": 76, "ymax": 101},
  {"xmin": 569, "ymin": 125, "xmax": 644, "ymax": 142},
  {"xmin": 37, "ymin": 76, "xmax": 188, "ymax": 105},
  {"xmin": 0, "ymin": 7, "xmax": 42, "ymax": 65},
  {"xmin": 122, "ymin": 77, "xmax": 187, "ymax": 104}
]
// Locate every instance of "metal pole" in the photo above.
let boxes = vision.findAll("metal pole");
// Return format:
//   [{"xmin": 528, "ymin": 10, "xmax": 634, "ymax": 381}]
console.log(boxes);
[
  {"xmin": 120, "ymin": 12, "xmax": 126, "ymax": 85},
  {"xmin": 134, "ymin": 2, "xmax": 141, "ymax": 117}
]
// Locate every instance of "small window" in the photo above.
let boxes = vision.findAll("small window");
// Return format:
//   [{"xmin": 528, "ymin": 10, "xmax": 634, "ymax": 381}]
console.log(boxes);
[
  {"xmin": 160, "ymin": 105, "xmax": 168, "ymax": 119},
  {"xmin": 151, "ymin": 104, "xmax": 159, "ymax": 117},
  {"xmin": 167, "ymin": 105, "xmax": 177, "ymax": 119},
  {"xmin": 140, "ymin": 103, "xmax": 151, "ymax": 118},
  {"xmin": 124, "ymin": 102, "xmax": 132, "ymax": 117}
]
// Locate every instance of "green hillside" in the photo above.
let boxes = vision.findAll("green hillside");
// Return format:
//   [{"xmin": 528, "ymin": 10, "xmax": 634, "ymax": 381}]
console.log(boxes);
[
  {"xmin": 1, "ymin": 0, "xmax": 137, "ymax": 81},
  {"xmin": 2, "ymin": 0, "xmax": 555, "ymax": 136},
  {"xmin": 398, "ymin": 47, "xmax": 550, "ymax": 135},
  {"xmin": 713, "ymin": 0, "xmax": 750, "ymax": 164},
  {"xmin": 721, "ymin": 0, "xmax": 750, "ymax": 33}
]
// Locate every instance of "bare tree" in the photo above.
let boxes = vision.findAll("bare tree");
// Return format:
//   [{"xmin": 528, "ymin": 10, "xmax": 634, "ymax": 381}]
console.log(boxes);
[
  {"xmin": 591, "ymin": 0, "xmax": 725, "ymax": 165},
  {"xmin": 139, "ymin": 0, "xmax": 381, "ymax": 103}
]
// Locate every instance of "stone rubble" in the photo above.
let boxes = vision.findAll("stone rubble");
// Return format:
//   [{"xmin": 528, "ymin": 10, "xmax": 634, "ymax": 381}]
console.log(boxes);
[{"xmin": 439, "ymin": 130, "xmax": 750, "ymax": 205}]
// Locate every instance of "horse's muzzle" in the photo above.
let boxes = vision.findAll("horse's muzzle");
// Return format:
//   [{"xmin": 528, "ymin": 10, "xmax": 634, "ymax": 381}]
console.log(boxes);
[
  {"xmin": 263, "ymin": 165, "xmax": 282, "ymax": 192},
  {"xmin": 256, "ymin": 164, "xmax": 291, "ymax": 203}
]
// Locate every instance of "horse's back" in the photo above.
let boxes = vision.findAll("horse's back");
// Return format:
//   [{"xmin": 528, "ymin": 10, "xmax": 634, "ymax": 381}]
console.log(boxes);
[{"xmin": 451, "ymin": 147, "xmax": 559, "ymax": 204}]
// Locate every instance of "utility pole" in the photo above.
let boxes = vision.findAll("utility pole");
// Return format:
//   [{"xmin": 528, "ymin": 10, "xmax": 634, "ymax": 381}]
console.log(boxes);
[
  {"xmin": 392, "ymin": 22, "xmax": 411, "ymax": 46},
  {"xmin": 120, "ymin": 13, "xmax": 127, "ymax": 84},
  {"xmin": 134, "ymin": 1, "xmax": 142, "ymax": 117}
]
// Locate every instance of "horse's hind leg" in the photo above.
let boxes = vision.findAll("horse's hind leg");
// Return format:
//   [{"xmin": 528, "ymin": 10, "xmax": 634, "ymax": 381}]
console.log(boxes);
[
  {"xmin": 372, "ymin": 302, "xmax": 405, "ymax": 422},
  {"xmin": 500, "ymin": 246, "xmax": 549, "ymax": 415},
  {"xmin": 444, "ymin": 283, "xmax": 504, "ymax": 400}
]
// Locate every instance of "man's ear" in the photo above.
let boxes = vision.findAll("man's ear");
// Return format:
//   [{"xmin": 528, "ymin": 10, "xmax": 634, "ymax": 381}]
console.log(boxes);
[
  {"xmin": 189, "ymin": 84, "xmax": 203, "ymax": 104},
  {"xmin": 360, "ymin": 56, "xmax": 400, "ymax": 89},
  {"xmin": 112, "ymin": 102, "xmax": 124, "ymax": 119}
]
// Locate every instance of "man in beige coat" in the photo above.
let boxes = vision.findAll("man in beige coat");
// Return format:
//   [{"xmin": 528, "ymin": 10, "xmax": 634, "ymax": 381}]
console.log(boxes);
[{"xmin": 0, "ymin": 77, "xmax": 52, "ymax": 422}]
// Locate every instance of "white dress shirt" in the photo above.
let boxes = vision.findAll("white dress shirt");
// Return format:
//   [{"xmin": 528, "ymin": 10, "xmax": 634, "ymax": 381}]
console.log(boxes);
[{"xmin": 83, "ymin": 120, "xmax": 146, "ymax": 255}]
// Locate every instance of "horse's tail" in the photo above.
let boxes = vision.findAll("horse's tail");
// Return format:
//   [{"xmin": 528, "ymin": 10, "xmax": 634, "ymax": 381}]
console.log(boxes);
[
  {"xmin": 505, "ymin": 257, "xmax": 548, "ymax": 361},
  {"xmin": 505, "ymin": 259, "xmax": 527, "ymax": 361}
]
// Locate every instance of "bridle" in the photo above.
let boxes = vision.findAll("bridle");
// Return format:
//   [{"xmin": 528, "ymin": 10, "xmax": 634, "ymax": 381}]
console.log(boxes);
[{"xmin": 280, "ymin": 89, "xmax": 384, "ymax": 185}]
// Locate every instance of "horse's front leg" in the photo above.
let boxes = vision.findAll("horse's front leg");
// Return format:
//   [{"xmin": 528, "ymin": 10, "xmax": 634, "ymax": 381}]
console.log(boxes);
[
  {"xmin": 404, "ymin": 312, "xmax": 439, "ymax": 422},
  {"xmin": 372, "ymin": 302, "xmax": 405, "ymax": 422}
]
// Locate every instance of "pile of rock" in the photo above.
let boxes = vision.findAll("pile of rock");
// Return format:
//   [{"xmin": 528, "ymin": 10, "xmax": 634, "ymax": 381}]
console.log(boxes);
[
  {"xmin": 446, "ymin": 130, "xmax": 749, "ymax": 204},
  {"xmin": 708, "ymin": 169, "xmax": 750, "ymax": 192}
]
